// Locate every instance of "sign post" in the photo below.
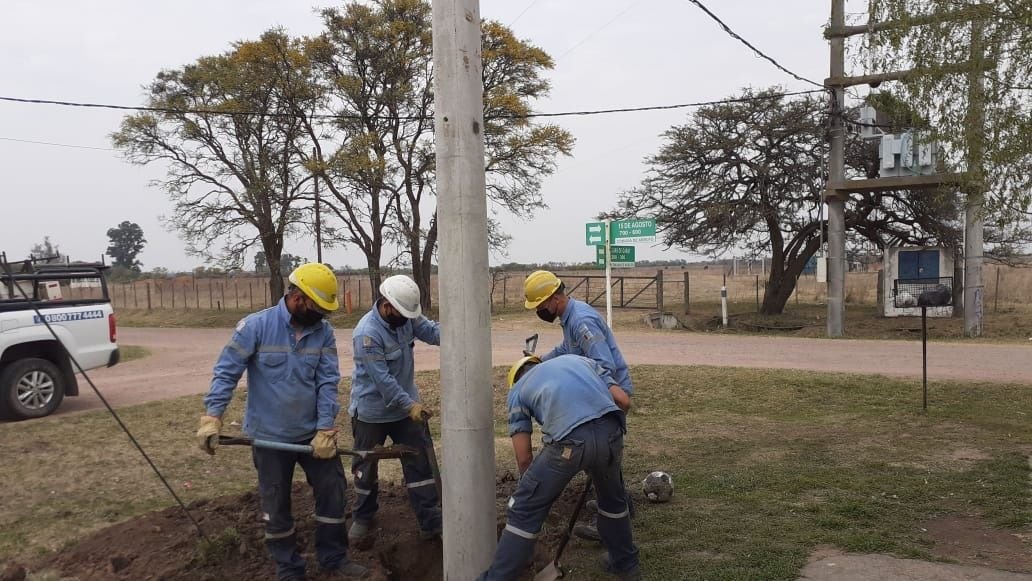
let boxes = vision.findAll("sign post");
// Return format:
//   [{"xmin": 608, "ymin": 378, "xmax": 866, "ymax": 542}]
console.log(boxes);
[
  {"xmin": 584, "ymin": 218, "xmax": 656, "ymax": 328},
  {"xmin": 604, "ymin": 219, "xmax": 612, "ymax": 327}
]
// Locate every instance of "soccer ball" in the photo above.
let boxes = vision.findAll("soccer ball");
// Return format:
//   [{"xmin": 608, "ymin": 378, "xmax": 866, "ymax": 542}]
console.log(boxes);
[{"xmin": 642, "ymin": 471, "xmax": 673, "ymax": 503}]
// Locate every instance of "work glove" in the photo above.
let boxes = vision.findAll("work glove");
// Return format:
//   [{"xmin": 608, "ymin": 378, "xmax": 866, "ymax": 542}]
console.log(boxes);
[
  {"xmin": 196, "ymin": 415, "xmax": 222, "ymax": 455},
  {"xmin": 311, "ymin": 430, "xmax": 338, "ymax": 459},
  {"xmin": 408, "ymin": 402, "xmax": 425, "ymax": 422}
]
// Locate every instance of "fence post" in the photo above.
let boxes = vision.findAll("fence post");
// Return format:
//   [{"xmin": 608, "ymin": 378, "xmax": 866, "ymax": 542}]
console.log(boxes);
[
  {"xmin": 146, "ymin": 283, "xmax": 152, "ymax": 311},
  {"xmin": 157, "ymin": 282, "xmax": 163, "ymax": 308},
  {"xmin": 221, "ymin": 283, "xmax": 226, "ymax": 311},
  {"xmin": 195, "ymin": 282, "xmax": 199, "ymax": 309},
  {"xmin": 994, "ymin": 266, "xmax": 1001, "ymax": 313},
  {"xmin": 502, "ymin": 275, "xmax": 507, "ymax": 308},
  {"xmin": 122, "ymin": 284, "xmax": 127, "ymax": 308},
  {"xmin": 755, "ymin": 275, "xmax": 760, "ymax": 313},
  {"xmin": 209, "ymin": 279, "xmax": 214, "ymax": 309},
  {"xmin": 133, "ymin": 282, "xmax": 138, "ymax": 308},
  {"xmin": 171, "ymin": 281, "xmax": 176, "ymax": 309},
  {"xmin": 683, "ymin": 271, "xmax": 690, "ymax": 314},
  {"xmin": 250, "ymin": 280, "xmax": 254, "ymax": 309},
  {"xmin": 656, "ymin": 269, "xmax": 664, "ymax": 312}
]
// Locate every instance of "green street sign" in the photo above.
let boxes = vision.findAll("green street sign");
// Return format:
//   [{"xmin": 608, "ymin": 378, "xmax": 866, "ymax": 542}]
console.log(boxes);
[
  {"xmin": 596, "ymin": 245, "xmax": 635, "ymax": 268},
  {"xmin": 612, "ymin": 219, "xmax": 656, "ymax": 243},
  {"xmin": 585, "ymin": 222, "xmax": 606, "ymax": 245}
]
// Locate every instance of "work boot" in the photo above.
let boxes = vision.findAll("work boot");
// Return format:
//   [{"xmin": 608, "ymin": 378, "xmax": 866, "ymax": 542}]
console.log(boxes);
[
  {"xmin": 348, "ymin": 520, "xmax": 372, "ymax": 548},
  {"xmin": 573, "ymin": 520, "xmax": 602, "ymax": 543},
  {"xmin": 597, "ymin": 553, "xmax": 641, "ymax": 581},
  {"xmin": 419, "ymin": 525, "xmax": 442, "ymax": 541},
  {"xmin": 323, "ymin": 560, "xmax": 370, "ymax": 579}
]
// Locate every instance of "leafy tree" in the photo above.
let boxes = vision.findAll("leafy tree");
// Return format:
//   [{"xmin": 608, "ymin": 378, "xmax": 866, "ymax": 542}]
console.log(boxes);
[
  {"xmin": 611, "ymin": 88, "xmax": 965, "ymax": 315},
  {"xmin": 865, "ymin": 0, "xmax": 1031, "ymax": 219},
  {"xmin": 29, "ymin": 237, "xmax": 65, "ymax": 264},
  {"xmin": 300, "ymin": 0, "xmax": 572, "ymax": 308},
  {"xmin": 112, "ymin": 30, "xmax": 318, "ymax": 300},
  {"xmin": 105, "ymin": 221, "xmax": 147, "ymax": 272}
]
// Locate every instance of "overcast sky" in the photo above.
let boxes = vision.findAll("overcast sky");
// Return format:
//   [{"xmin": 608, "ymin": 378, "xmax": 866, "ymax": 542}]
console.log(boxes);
[{"xmin": 0, "ymin": 0, "xmax": 865, "ymax": 271}]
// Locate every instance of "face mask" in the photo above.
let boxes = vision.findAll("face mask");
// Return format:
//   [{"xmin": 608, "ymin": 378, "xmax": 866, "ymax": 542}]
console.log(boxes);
[
  {"xmin": 536, "ymin": 306, "xmax": 557, "ymax": 323},
  {"xmin": 291, "ymin": 306, "xmax": 325, "ymax": 328},
  {"xmin": 385, "ymin": 313, "xmax": 408, "ymax": 329}
]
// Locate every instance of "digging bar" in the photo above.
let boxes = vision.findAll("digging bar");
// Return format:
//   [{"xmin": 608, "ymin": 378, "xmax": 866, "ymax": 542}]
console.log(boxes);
[
  {"xmin": 419, "ymin": 411, "xmax": 443, "ymax": 502},
  {"xmin": 533, "ymin": 476, "xmax": 593, "ymax": 581},
  {"xmin": 217, "ymin": 435, "xmax": 419, "ymax": 461}
]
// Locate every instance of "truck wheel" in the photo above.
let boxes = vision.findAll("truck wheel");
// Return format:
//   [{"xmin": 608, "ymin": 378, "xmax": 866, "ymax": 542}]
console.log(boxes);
[{"xmin": 0, "ymin": 358, "xmax": 66, "ymax": 420}]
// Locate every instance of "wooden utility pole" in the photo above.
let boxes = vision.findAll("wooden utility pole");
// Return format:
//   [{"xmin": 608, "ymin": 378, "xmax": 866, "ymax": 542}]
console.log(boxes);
[{"xmin": 432, "ymin": 0, "xmax": 495, "ymax": 575}]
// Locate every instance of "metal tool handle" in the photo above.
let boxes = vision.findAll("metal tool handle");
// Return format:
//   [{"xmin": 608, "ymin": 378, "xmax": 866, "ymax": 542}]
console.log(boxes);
[
  {"xmin": 523, "ymin": 333, "xmax": 539, "ymax": 356},
  {"xmin": 554, "ymin": 476, "xmax": 593, "ymax": 563},
  {"xmin": 219, "ymin": 435, "xmax": 314, "ymax": 454}
]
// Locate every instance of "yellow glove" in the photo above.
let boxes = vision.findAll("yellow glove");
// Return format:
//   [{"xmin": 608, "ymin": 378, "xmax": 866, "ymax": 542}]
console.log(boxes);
[
  {"xmin": 311, "ymin": 430, "xmax": 338, "ymax": 459},
  {"xmin": 196, "ymin": 415, "xmax": 222, "ymax": 455},
  {"xmin": 408, "ymin": 402, "xmax": 426, "ymax": 422}
]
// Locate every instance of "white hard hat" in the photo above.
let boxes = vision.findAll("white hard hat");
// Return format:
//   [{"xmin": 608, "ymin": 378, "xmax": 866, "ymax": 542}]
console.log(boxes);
[{"xmin": 379, "ymin": 275, "xmax": 422, "ymax": 319}]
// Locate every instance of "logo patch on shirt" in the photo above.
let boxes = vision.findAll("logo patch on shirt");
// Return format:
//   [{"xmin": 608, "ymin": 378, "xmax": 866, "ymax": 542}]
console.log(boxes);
[
  {"xmin": 561, "ymin": 446, "xmax": 573, "ymax": 460},
  {"xmin": 235, "ymin": 318, "xmax": 248, "ymax": 332},
  {"xmin": 363, "ymin": 336, "xmax": 373, "ymax": 347}
]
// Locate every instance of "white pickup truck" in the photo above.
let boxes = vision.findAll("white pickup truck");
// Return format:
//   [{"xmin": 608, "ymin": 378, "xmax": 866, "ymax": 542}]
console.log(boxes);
[{"xmin": 0, "ymin": 258, "xmax": 119, "ymax": 419}]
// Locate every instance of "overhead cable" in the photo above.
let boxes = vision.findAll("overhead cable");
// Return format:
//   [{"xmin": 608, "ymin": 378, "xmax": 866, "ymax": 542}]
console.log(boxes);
[
  {"xmin": 681, "ymin": 0, "xmax": 827, "ymax": 89},
  {"xmin": 0, "ymin": 89, "xmax": 826, "ymax": 123}
]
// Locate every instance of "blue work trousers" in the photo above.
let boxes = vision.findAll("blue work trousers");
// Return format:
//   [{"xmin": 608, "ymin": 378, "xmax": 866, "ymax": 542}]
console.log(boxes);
[
  {"xmin": 350, "ymin": 416, "xmax": 442, "ymax": 533},
  {"xmin": 252, "ymin": 445, "xmax": 349, "ymax": 581},
  {"xmin": 480, "ymin": 412, "xmax": 640, "ymax": 580}
]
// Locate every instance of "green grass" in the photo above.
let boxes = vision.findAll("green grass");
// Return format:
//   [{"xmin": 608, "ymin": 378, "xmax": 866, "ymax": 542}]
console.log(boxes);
[
  {"xmin": 118, "ymin": 344, "xmax": 150, "ymax": 363},
  {"xmin": 1, "ymin": 366, "xmax": 1029, "ymax": 580}
]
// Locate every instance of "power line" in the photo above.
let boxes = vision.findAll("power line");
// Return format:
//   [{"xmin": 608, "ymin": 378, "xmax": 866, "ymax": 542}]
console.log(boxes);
[
  {"xmin": 0, "ymin": 136, "xmax": 115, "ymax": 151},
  {"xmin": 508, "ymin": 0, "xmax": 542, "ymax": 27},
  {"xmin": 555, "ymin": 3, "xmax": 636, "ymax": 61},
  {"xmin": 0, "ymin": 89, "xmax": 825, "ymax": 122},
  {"xmin": 680, "ymin": 0, "xmax": 826, "ymax": 89}
]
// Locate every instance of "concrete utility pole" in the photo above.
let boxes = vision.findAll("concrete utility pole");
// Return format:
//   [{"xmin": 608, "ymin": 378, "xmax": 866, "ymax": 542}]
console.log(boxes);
[
  {"xmin": 431, "ymin": 0, "xmax": 496, "ymax": 577},
  {"xmin": 963, "ymin": 19, "xmax": 986, "ymax": 337},
  {"xmin": 826, "ymin": 0, "xmax": 847, "ymax": 337}
]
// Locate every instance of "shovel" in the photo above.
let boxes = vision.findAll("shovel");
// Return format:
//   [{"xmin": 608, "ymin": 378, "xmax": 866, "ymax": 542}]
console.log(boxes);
[
  {"xmin": 533, "ymin": 476, "xmax": 593, "ymax": 581},
  {"xmin": 218, "ymin": 435, "xmax": 419, "ymax": 461}
]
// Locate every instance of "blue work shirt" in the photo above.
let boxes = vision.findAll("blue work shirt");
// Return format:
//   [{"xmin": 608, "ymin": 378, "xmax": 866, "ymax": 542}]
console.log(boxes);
[
  {"xmin": 508, "ymin": 355, "xmax": 624, "ymax": 444},
  {"xmin": 204, "ymin": 298, "xmax": 341, "ymax": 442},
  {"xmin": 540, "ymin": 298, "xmax": 633, "ymax": 395},
  {"xmin": 349, "ymin": 303, "xmax": 441, "ymax": 423}
]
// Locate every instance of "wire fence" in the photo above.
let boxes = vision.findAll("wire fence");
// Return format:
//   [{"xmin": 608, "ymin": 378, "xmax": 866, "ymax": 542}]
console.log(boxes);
[{"xmin": 105, "ymin": 264, "xmax": 1032, "ymax": 314}]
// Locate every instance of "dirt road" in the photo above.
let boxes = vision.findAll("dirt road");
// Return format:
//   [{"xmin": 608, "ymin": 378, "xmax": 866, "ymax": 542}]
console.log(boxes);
[{"xmin": 54, "ymin": 323, "xmax": 1032, "ymax": 416}]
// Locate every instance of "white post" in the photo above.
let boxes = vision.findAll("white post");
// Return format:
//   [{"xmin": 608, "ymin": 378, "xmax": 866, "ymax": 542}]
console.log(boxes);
[
  {"xmin": 720, "ymin": 285, "xmax": 729, "ymax": 327},
  {"xmin": 431, "ymin": 0, "xmax": 495, "ymax": 577},
  {"xmin": 605, "ymin": 219, "xmax": 613, "ymax": 327}
]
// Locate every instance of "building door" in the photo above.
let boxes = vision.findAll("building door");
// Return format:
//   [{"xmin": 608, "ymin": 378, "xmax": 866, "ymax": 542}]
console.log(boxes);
[{"xmin": 898, "ymin": 250, "xmax": 940, "ymax": 282}]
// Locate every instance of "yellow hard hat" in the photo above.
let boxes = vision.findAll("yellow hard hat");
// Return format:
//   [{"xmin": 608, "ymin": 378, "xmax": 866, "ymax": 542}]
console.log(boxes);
[
  {"xmin": 523, "ymin": 270, "xmax": 562, "ymax": 309},
  {"xmin": 507, "ymin": 355, "xmax": 541, "ymax": 388},
  {"xmin": 288, "ymin": 263, "xmax": 339, "ymax": 312}
]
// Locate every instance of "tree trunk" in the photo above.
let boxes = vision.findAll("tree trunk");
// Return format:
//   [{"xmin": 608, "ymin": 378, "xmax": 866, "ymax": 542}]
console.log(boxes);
[
  {"xmin": 411, "ymin": 214, "xmax": 438, "ymax": 311},
  {"xmin": 760, "ymin": 240, "xmax": 820, "ymax": 315},
  {"xmin": 365, "ymin": 255, "xmax": 383, "ymax": 307},
  {"xmin": 263, "ymin": 238, "xmax": 285, "ymax": 306}
]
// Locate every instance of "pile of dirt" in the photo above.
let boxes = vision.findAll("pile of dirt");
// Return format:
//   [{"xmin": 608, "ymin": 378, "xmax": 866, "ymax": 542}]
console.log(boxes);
[{"xmin": 11, "ymin": 472, "xmax": 587, "ymax": 581}]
